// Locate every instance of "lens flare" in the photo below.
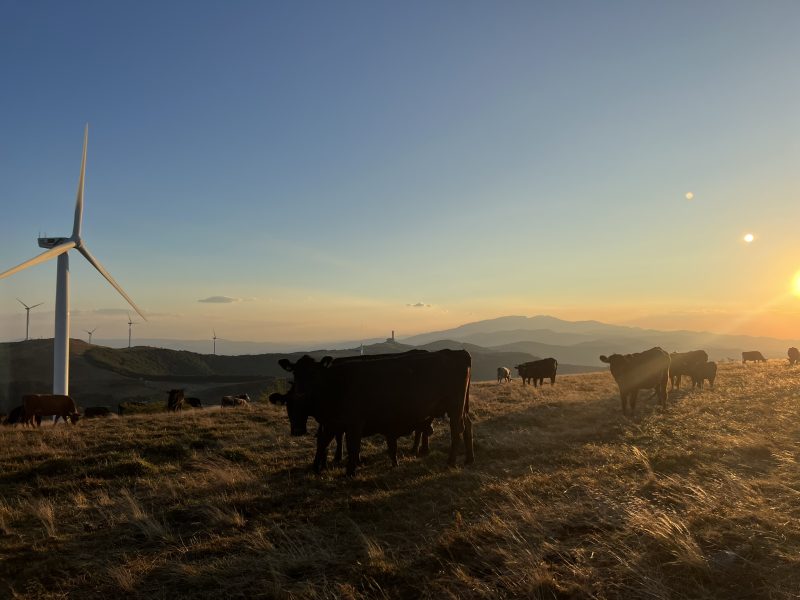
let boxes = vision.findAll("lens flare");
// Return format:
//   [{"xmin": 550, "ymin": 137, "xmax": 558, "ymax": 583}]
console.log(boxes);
[
  {"xmin": 743, "ymin": 233, "xmax": 754, "ymax": 243},
  {"xmin": 685, "ymin": 192, "xmax": 694, "ymax": 200}
]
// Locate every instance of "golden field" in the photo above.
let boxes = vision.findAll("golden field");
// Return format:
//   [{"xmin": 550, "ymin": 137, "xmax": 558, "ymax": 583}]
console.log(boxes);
[{"xmin": 2, "ymin": 360, "xmax": 799, "ymax": 599}]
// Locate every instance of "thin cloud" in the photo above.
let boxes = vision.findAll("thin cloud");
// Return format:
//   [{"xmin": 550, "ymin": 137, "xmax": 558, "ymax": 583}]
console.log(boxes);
[
  {"xmin": 406, "ymin": 302, "xmax": 432, "ymax": 308},
  {"xmin": 198, "ymin": 296, "xmax": 241, "ymax": 304},
  {"xmin": 93, "ymin": 308, "xmax": 132, "ymax": 316}
]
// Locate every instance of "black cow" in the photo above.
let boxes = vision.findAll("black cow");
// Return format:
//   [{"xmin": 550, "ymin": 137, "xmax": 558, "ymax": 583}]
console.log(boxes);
[
  {"xmin": 185, "ymin": 397, "xmax": 203, "ymax": 408},
  {"xmin": 277, "ymin": 349, "xmax": 473, "ymax": 476},
  {"xmin": 691, "ymin": 361, "xmax": 717, "ymax": 389},
  {"xmin": 515, "ymin": 358, "xmax": 557, "ymax": 387},
  {"xmin": 83, "ymin": 406, "xmax": 112, "ymax": 418},
  {"xmin": 271, "ymin": 350, "xmax": 434, "ymax": 463},
  {"xmin": 788, "ymin": 347, "xmax": 800, "ymax": 366},
  {"xmin": 742, "ymin": 351, "xmax": 767, "ymax": 363},
  {"xmin": 167, "ymin": 389, "xmax": 185, "ymax": 412},
  {"xmin": 669, "ymin": 350, "xmax": 708, "ymax": 389},
  {"xmin": 3, "ymin": 405, "xmax": 41, "ymax": 426},
  {"xmin": 600, "ymin": 347, "xmax": 670, "ymax": 415}
]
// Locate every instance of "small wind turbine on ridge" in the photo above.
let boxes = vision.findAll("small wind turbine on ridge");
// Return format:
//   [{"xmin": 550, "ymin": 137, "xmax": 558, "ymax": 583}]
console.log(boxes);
[
  {"xmin": 127, "ymin": 313, "xmax": 139, "ymax": 348},
  {"xmin": 213, "ymin": 330, "xmax": 218, "ymax": 355},
  {"xmin": 17, "ymin": 298, "xmax": 43, "ymax": 341},
  {"xmin": 85, "ymin": 327, "xmax": 98, "ymax": 344},
  {"xmin": 0, "ymin": 125, "xmax": 146, "ymax": 394}
]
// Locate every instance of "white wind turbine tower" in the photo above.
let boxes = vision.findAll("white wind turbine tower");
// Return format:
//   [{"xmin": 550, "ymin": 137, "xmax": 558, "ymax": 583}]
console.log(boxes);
[
  {"xmin": 17, "ymin": 298, "xmax": 44, "ymax": 341},
  {"xmin": 84, "ymin": 327, "xmax": 98, "ymax": 344},
  {"xmin": 127, "ymin": 314, "xmax": 139, "ymax": 348},
  {"xmin": 213, "ymin": 330, "xmax": 218, "ymax": 355},
  {"xmin": 0, "ymin": 125, "xmax": 146, "ymax": 395}
]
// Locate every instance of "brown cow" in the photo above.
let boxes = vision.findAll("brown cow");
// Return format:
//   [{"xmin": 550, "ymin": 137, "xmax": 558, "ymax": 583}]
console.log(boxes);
[
  {"xmin": 167, "ymin": 389, "xmax": 185, "ymax": 412},
  {"xmin": 600, "ymin": 347, "xmax": 670, "ymax": 415},
  {"xmin": 788, "ymin": 347, "xmax": 800, "ymax": 366},
  {"xmin": 23, "ymin": 394, "xmax": 80, "ymax": 426},
  {"xmin": 3, "ymin": 405, "xmax": 41, "ymax": 426},
  {"xmin": 497, "ymin": 367, "xmax": 511, "ymax": 383},
  {"xmin": 691, "ymin": 361, "xmax": 717, "ymax": 389},
  {"xmin": 669, "ymin": 350, "xmax": 708, "ymax": 389},
  {"xmin": 221, "ymin": 393, "xmax": 250, "ymax": 407}
]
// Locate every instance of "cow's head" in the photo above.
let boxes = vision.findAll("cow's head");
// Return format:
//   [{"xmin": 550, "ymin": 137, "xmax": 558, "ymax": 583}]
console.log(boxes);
[
  {"xmin": 69, "ymin": 412, "xmax": 81, "ymax": 424},
  {"xmin": 599, "ymin": 354, "xmax": 627, "ymax": 380},
  {"xmin": 278, "ymin": 355, "xmax": 334, "ymax": 436}
]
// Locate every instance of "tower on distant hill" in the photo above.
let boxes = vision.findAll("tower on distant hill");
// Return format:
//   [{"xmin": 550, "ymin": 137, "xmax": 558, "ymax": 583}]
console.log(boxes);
[{"xmin": 385, "ymin": 330, "xmax": 396, "ymax": 344}]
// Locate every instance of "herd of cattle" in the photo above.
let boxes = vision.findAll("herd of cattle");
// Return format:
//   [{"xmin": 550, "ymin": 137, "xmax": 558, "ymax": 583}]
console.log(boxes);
[{"xmin": 3, "ymin": 346, "xmax": 799, "ymax": 475}]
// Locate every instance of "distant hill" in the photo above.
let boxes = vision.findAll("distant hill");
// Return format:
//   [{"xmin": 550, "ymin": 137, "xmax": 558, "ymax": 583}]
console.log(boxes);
[
  {"xmin": 0, "ymin": 337, "xmax": 602, "ymax": 411},
  {"xmin": 401, "ymin": 315, "xmax": 798, "ymax": 364}
]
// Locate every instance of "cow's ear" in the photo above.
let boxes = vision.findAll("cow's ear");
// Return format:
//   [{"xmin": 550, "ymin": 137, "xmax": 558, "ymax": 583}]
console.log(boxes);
[
  {"xmin": 599, "ymin": 355, "xmax": 610, "ymax": 363},
  {"xmin": 321, "ymin": 356, "xmax": 334, "ymax": 368},
  {"xmin": 278, "ymin": 359, "xmax": 294, "ymax": 372}
]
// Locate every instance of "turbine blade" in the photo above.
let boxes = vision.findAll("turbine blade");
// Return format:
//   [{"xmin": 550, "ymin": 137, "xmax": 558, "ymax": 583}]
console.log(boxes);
[
  {"xmin": 77, "ymin": 244, "xmax": 147, "ymax": 321},
  {"xmin": 0, "ymin": 241, "xmax": 76, "ymax": 280},
  {"xmin": 17, "ymin": 298, "xmax": 29, "ymax": 309},
  {"xmin": 72, "ymin": 124, "xmax": 88, "ymax": 239},
  {"xmin": 31, "ymin": 303, "xmax": 44, "ymax": 309}
]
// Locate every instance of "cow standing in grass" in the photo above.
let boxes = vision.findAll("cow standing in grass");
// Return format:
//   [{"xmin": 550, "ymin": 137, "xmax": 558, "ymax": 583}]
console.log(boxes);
[
  {"xmin": 515, "ymin": 358, "xmax": 558, "ymax": 387},
  {"xmin": 742, "ymin": 351, "xmax": 767, "ymax": 363},
  {"xmin": 221, "ymin": 394, "xmax": 249, "ymax": 407},
  {"xmin": 277, "ymin": 349, "xmax": 473, "ymax": 476},
  {"xmin": 497, "ymin": 367, "xmax": 511, "ymax": 383},
  {"xmin": 167, "ymin": 389, "xmax": 185, "ymax": 412},
  {"xmin": 788, "ymin": 347, "xmax": 799, "ymax": 366},
  {"xmin": 600, "ymin": 347, "xmax": 670, "ymax": 416},
  {"xmin": 691, "ymin": 362, "xmax": 717, "ymax": 389},
  {"xmin": 669, "ymin": 350, "xmax": 708, "ymax": 389},
  {"xmin": 23, "ymin": 394, "xmax": 80, "ymax": 426}
]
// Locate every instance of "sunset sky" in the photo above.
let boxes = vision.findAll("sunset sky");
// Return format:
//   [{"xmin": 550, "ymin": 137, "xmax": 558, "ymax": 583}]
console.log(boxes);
[{"xmin": 2, "ymin": 1, "xmax": 800, "ymax": 345}]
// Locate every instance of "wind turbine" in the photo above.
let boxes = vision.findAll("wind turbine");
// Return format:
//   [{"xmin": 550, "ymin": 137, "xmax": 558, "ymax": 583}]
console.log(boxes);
[
  {"xmin": 84, "ymin": 327, "xmax": 98, "ymax": 344},
  {"xmin": 213, "ymin": 329, "xmax": 218, "ymax": 355},
  {"xmin": 127, "ymin": 314, "xmax": 139, "ymax": 348},
  {"xmin": 17, "ymin": 298, "xmax": 43, "ymax": 341},
  {"xmin": 0, "ymin": 126, "xmax": 146, "ymax": 394}
]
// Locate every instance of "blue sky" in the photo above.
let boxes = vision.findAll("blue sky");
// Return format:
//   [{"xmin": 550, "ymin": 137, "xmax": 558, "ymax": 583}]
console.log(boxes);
[{"xmin": 2, "ymin": 1, "xmax": 800, "ymax": 344}]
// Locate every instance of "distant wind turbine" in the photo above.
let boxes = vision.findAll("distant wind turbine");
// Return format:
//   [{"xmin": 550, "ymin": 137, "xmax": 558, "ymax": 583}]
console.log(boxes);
[
  {"xmin": 85, "ymin": 327, "xmax": 98, "ymax": 344},
  {"xmin": 17, "ymin": 298, "xmax": 43, "ymax": 341},
  {"xmin": 0, "ymin": 126, "xmax": 146, "ymax": 394},
  {"xmin": 213, "ymin": 330, "xmax": 218, "ymax": 355},
  {"xmin": 127, "ymin": 314, "xmax": 139, "ymax": 348}
]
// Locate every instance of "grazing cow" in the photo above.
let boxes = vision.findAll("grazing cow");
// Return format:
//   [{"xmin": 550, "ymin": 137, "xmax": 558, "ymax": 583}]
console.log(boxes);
[
  {"xmin": 497, "ymin": 367, "xmax": 511, "ymax": 383},
  {"xmin": 515, "ymin": 358, "xmax": 558, "ymax": 387},
  {"xmin": 600, "ymin": 347, "xmax": 670, "ymax": 415},
  {"xmin": 691, "ymin": 361, "xmax": 717, "ymax": 389},
  {"xmin": 185, "ymin": 397, "xmax": 203, "ymax": 408},
  {"xmin": 788, "ymin": 347, "xmax": 800, "ymax": 366},
  {"xmin": 669, "ymin": 350, "xmax": 708, "ymax": 389},
  {"xmin": 167, "ymin": 389, "xmax": 185, "ymax": 412},
  {"xmin": 221, "ymin": 393, "xmax": 250, "ymax": 407},
  {"xmin": 742, "ymin": 351, "xmax": 767, "ymax": 364},
  {"xmin": 23, "ymin": 394, "xmax": 80, "ymax": 426},
  {"xmin": 83, "ymin": 406, "xmax": 112, "ymax": 418},
  {"xmin": 3, "ymin": 405, "xmax": 41, "ymax": 426},
  {"xmin": 270, "ymin": 376, "xmax": 433, "ymax": 465},
  {"xmin": 277, "ymin": 349, "xmax": 473, "ymax": 476}
]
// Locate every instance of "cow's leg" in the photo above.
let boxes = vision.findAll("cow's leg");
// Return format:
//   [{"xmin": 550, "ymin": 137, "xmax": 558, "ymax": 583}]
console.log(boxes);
[
  {"xmin": 463, "ymin": 412, "xmax": 474, "ymax": 465},
  {"xmin": 550, "ymin": 375, "xmax": 555, "ymax": 385},
  {"xmin": 417, "ymin": 427, "xmax": 431, "ymax": 457},
  {"xmin": 333, "ymin": 432, "xmax": 343, "ymax": 465},
  {"xmin": 447, "ymin": 416, "xmax": 464, "ymax": 467},
  {"xmin": 386, "ymin": 436, "xmax": 399, "ymax": 467},
  {"xmin": 345, "ymin": 428, "xmax": 363, "ymax": 477},
  {"xmin": 313, "ymin": 428, "xmax": 336, "ymax": 473},
  {"xmin": 629, "ymin": 390, "xmax": 637, "ymax": 415},
  {"xmin": 411, "ymin": 430, "xmax": 420, "ymax": 455}
]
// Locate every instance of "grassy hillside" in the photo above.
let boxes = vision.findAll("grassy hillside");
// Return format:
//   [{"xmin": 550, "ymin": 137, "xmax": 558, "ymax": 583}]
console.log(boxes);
[{"xmin": 2, "ymin": 361, "xmax": 800, "ymax": 598}]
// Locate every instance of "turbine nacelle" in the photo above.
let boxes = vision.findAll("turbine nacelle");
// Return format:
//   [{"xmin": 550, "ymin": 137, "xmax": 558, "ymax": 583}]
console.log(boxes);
[{"xmin": 38, "ymin": 237, "xmax": 72, "ymax": 249}]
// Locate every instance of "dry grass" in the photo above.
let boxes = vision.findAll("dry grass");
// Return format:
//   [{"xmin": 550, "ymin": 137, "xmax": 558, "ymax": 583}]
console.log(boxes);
[{"xmin": 2, "ymin": 361, "xmax": 800, "ymax": 598}]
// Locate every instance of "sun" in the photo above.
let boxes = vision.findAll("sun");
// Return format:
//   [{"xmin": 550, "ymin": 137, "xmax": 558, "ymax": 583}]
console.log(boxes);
[
  {"xmin": 743, "ymin": 233, "xmax": 755, "ymax": 243},
  {"xmin": 792, "ymin": 272, "xmax": 800, "ymax": 297},
  {"xmin": 685, "ymin": 192, "xmax": 694, "ymax": 200}
]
